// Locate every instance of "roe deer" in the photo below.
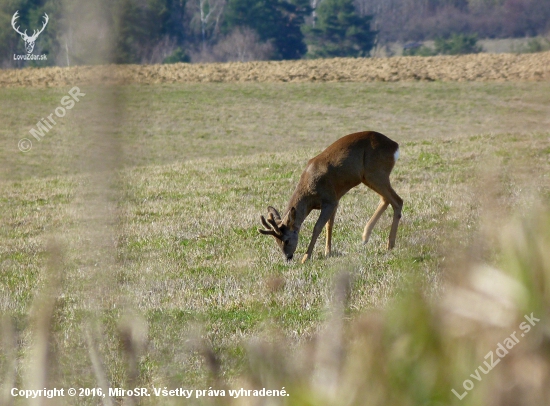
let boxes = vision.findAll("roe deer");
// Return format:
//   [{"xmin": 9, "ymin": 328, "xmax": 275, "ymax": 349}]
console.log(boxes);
[{"xmin": 258, "ymin": 131, "xmax": 403, "ymax": 263}]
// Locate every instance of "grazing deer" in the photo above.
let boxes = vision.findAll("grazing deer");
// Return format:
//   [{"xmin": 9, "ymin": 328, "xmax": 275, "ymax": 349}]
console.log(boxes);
[{"xmin": 258, "ymin": 131, "xmax": 402, "ymax": 263}]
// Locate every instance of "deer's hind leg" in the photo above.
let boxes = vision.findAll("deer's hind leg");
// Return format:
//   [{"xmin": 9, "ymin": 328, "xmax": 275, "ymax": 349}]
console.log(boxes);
[
  {"xmin": 362, "ymin": 176, "xmax": 403, "ymax": 249},
  {"xmin": 325, "ymin": 205, "xmax": 338, "ymax": 257},
  {"xmin": 362, "ymin": 198, "xmax": 389, "ymax": 245},
  {"xmin": 386, "ymin": 187, "xmax": 403, "ymax": 249}
]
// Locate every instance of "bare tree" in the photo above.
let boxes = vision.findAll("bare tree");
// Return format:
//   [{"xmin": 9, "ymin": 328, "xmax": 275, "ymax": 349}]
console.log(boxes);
[
  {"xmin": 188, "ymin": 0, "xmax": 226, "ymax": 47},
  {"xmin": 143, "ymin": 36, "xmax": 179, "ymax": 64},
  {"xmin": 215, "ymin": 27, "xmax": 274, "ymax": 62},
  {"xmin": 311, "ymin": 0, "xmax": 321, "ymax": 27},
  {"xmin": 355, "ymin": 0, "xmax": 433, "ymax": 44},
  {"xmin": 191, "ymin": 27, "xmax": 274, "ymax": 63}
]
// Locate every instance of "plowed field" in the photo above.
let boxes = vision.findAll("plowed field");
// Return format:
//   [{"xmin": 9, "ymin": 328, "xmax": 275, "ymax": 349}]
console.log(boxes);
[{"xmin": 1, "ymin": 51, "xmax": 549, "ymax": 87}]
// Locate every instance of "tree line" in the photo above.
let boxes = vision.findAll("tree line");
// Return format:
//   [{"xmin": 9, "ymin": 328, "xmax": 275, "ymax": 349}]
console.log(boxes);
[
  {"xmin": 357, "ymin": 0, "xmax": 550, "ymax": 45},
  {"xmin": 1, "ymin": 0, "xmax": 549, "ymax": 68}
]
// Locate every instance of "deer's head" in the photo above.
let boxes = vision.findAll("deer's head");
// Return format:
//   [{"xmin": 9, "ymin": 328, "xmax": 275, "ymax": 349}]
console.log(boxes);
[
  {"xmin": 12, "ymin": 11, "xmax": 49, "ymax": 54},
  {"xmin": 258, "ymin": 206, "xmax": 299, "ymax": 261}
]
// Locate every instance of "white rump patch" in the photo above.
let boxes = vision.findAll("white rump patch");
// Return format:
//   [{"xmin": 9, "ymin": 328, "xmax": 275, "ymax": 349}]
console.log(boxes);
[{"xmin": 394, "ymin": 147, "xmax": 400, "ymax": 162}]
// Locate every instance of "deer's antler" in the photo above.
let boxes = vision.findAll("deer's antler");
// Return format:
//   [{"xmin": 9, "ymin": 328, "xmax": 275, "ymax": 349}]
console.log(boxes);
[{"xmin": 258, "ymin": 213, "xmax": 283, "ymax": 238}]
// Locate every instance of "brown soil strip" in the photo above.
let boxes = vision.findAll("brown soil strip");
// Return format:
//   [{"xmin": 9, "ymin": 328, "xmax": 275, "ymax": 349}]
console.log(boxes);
[{"xmin": 1, "ymin": 52, "xmax": 549, "ymax": 88}]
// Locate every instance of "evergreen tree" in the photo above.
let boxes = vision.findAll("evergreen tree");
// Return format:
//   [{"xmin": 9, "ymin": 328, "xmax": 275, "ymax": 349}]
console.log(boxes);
[
  {"xmin": 224, "ymin": 0, "xmax": 308, "ymax": 60},
  {"xmin": 434, "ymin": 33, "xmax": 482, "ymax": 55},
  {"xmin": 114, "ymin": 0, "xmax": 187, "ymax": 64},
  {"xmin": 304, "ymin": 0, "xmax": 376, "ymax": 58}
]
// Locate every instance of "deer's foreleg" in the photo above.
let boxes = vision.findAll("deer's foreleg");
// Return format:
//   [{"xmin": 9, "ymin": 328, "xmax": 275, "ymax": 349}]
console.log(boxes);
[{"xmin": 302, "ymin": 204, "xmax": 337, "ymax": 263}]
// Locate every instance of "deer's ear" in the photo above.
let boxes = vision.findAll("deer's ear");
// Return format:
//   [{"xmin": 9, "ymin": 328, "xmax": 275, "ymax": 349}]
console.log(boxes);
[
  {"xmin": 267, "ymin": 206, "xmax": 281, "ymax": 221},
  {"xmin": 287, "ymin": 207, "xmax": 296, "ymax": 229}
]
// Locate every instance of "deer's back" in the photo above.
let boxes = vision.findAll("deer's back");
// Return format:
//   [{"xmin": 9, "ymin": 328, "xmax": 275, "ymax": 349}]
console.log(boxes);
[{"xmin": 303, "ymin": 131, "xmax": 399, "ymax": 200}]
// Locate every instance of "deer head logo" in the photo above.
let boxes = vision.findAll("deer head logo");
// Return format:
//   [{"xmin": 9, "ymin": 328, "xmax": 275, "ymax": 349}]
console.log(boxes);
[{"xmin": 11, "ymin": 11, "xmax": 49, "ymax": 54}]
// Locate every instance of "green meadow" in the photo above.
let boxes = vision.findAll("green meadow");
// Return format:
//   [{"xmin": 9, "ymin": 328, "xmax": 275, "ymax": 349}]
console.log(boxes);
[{"xmin": 1, "ymin": 81, "xmax": 549, "ymax": 405}]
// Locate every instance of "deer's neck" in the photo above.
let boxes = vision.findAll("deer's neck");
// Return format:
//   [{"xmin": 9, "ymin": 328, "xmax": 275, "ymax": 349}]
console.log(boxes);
[{"xmin": 285, "ymin": 190, "xmax": 313, "ymax": 231}]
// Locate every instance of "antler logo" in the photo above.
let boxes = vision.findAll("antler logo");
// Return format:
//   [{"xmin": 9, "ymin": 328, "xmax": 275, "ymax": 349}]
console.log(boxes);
[{"xmin": 12, "ymin": 10, "xmax": 49, "ymax": 54}]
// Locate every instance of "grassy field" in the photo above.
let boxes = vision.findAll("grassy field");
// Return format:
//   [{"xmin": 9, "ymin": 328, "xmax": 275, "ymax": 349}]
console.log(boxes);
[
  {"xmin": 1, "ymin": 81, "xmax": 550, "ymax": 405},
  {"xmin": 3, "ymin": 81, "xmax": 550, "ymax": 180}
]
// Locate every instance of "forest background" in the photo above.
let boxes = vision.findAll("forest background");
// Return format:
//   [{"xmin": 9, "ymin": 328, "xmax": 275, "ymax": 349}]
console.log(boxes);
[{"xmin": 1, "ymin": 0, "xmax": 550, "ymax": 68}]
